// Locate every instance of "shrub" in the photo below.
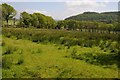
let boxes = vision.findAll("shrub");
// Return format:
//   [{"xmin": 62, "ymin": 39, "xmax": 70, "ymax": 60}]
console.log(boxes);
[
  {"xmin": 3, "ymin": 46, "xmax": 12, "ymax": 55},
  {"xmin": 36, "ymin": 48, "xmax": 42, "ymax": 53},
  {"xmin": 1, "ymin": 41, "xmax": 5, "ymax": 46},
  {"xmin": 2, "ymin": 28, "xmax": 120, "ymax": 50},
  {"xmin": 71, "ymin": 48, "xmax": 77, "ymax": 58},
  {"xmin": 2, "ymin": 56, "xmax": 13, "ymax": 69},
  {"xmin": 3, "ymin": 46, "xmax": 18, "ymax": 55},
  {"xmin": 71, "ymin": 51, "xmax": 117, "ymax": 66},
  {"xmin": 17, "ymin": 58, "xmax": 24, "ymax": 65}
]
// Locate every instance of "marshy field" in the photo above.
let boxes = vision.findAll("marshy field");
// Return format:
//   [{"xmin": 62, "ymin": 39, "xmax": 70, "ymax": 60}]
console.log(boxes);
[{"xmin": 1, "ymin": 28, "xmax": 120, "ymax": 78}]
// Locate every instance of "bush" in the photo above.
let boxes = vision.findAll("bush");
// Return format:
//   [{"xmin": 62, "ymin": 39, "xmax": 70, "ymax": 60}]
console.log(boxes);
[
  {"xmin": 2, "ymin": 56, "xmax": 13, "ymax": 69},
  {"xmin": 71, "ymin": 51, "xmax": 117, "ymax": 66},
  {"xmin": 36, "ymin": 48, "xmax": 42, "ymax": 53},
  {"xmin": 1, "ymin": 41, "xmax": 5, "ymax": 46},
  {"xmin": 2, "ymin": 28, "xmax": 120, "ymax": 51},
  {"xmin": 17, "ymin": 57, "xmax": 24, "ymax": 65},
  {"xmin": 71, "ymin": 48, "xmax": 77, "ymax": 58},
  {"xmin": 3, "ymin": 46, "xmax": 12, "ymax": 55}
]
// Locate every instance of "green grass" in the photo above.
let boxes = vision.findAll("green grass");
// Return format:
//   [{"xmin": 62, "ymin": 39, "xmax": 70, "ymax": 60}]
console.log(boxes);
[
  {"xmin": 0, "ymin": 35, "xmax": 2, "ymax": 79},
  {"xmin": 2, "ymin": 36, "xmax": 118, "ymax": 78}
]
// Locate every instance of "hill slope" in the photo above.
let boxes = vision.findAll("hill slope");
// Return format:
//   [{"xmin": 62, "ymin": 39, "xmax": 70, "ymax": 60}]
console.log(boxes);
[{"xmin": 65, "ymin": 11, "xmax": 118, "ymax": 23}]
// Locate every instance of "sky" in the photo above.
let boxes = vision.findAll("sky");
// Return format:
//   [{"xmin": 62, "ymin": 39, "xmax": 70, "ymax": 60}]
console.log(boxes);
[{"xmin": 1, "ymin": 0, "xmax": 119, "ymax": 20}]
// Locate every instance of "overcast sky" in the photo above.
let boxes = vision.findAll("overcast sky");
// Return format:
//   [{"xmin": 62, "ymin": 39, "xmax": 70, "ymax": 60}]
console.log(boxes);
[{"xmin": 2, "ymin": 0, "xmax": 119, "ymax": 20}]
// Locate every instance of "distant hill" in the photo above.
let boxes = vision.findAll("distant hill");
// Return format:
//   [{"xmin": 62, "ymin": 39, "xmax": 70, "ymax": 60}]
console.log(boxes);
[{"xmin": 65, "ymin": 11, "xmax": 118, "ymax": 23}]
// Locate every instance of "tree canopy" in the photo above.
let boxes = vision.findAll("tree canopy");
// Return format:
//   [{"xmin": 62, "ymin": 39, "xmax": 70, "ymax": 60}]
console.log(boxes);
[
  {"xmin": 2, "ymin": 3, "xmax": 16, "ymax": 25},
  {"xmin": 19, "ymin": 12, "xmax": 56, "ymax": 28}
]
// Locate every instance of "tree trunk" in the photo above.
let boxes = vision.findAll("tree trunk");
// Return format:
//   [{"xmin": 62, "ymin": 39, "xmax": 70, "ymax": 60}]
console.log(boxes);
[
  {"xmin": 6, "ymin": 19, "xmax": 8, "ymax": 27},
  {"xmin": 14, "ymin": 18, "xmax": 16, "ymax": 26}
]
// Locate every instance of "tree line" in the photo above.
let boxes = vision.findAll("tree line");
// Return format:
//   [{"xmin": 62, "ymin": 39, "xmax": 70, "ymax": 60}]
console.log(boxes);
[
  {"xmin": 1, "ymin": 3, "xmax": 120, "ymax": 33},
  {"xmin": 56, "ymin": 20, "xmax": 120, "ymax": 33},
  {"xmin": 19, "ymin": 12, "xmax": 56, "ymax": 29}
]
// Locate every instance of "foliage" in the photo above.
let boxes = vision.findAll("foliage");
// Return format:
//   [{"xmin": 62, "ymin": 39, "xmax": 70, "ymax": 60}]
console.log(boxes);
[
  {"xmin": 2, "ymin": 56, "xmax": 13, "ymax": 69},
  {"xmin": 2, "ymin": 28, "xmax": 120, "ymax": 46},
  {"xmin": 17, "ymin": 57, "xmax": 24, "ymax": 65},
  {"xmin": 19, "ymin": 12, "xmax": 32, "ymax": 28},
  {"xmin": 19, "ymin": 12, "xmax": 56, "ymax": 28},
  {"xmin": 2, "ymin": 3, "xmax": 16, "ymax": 26},
  {"xmin": 56, "ymin": 20, "xmax": 120, "ymax": 32}
]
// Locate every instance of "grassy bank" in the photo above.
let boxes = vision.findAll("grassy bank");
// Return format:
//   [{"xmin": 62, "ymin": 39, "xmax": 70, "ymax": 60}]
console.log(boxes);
[{"xmin": 2, "ymin": 36, "xmax": 118, "ymax": 78}]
